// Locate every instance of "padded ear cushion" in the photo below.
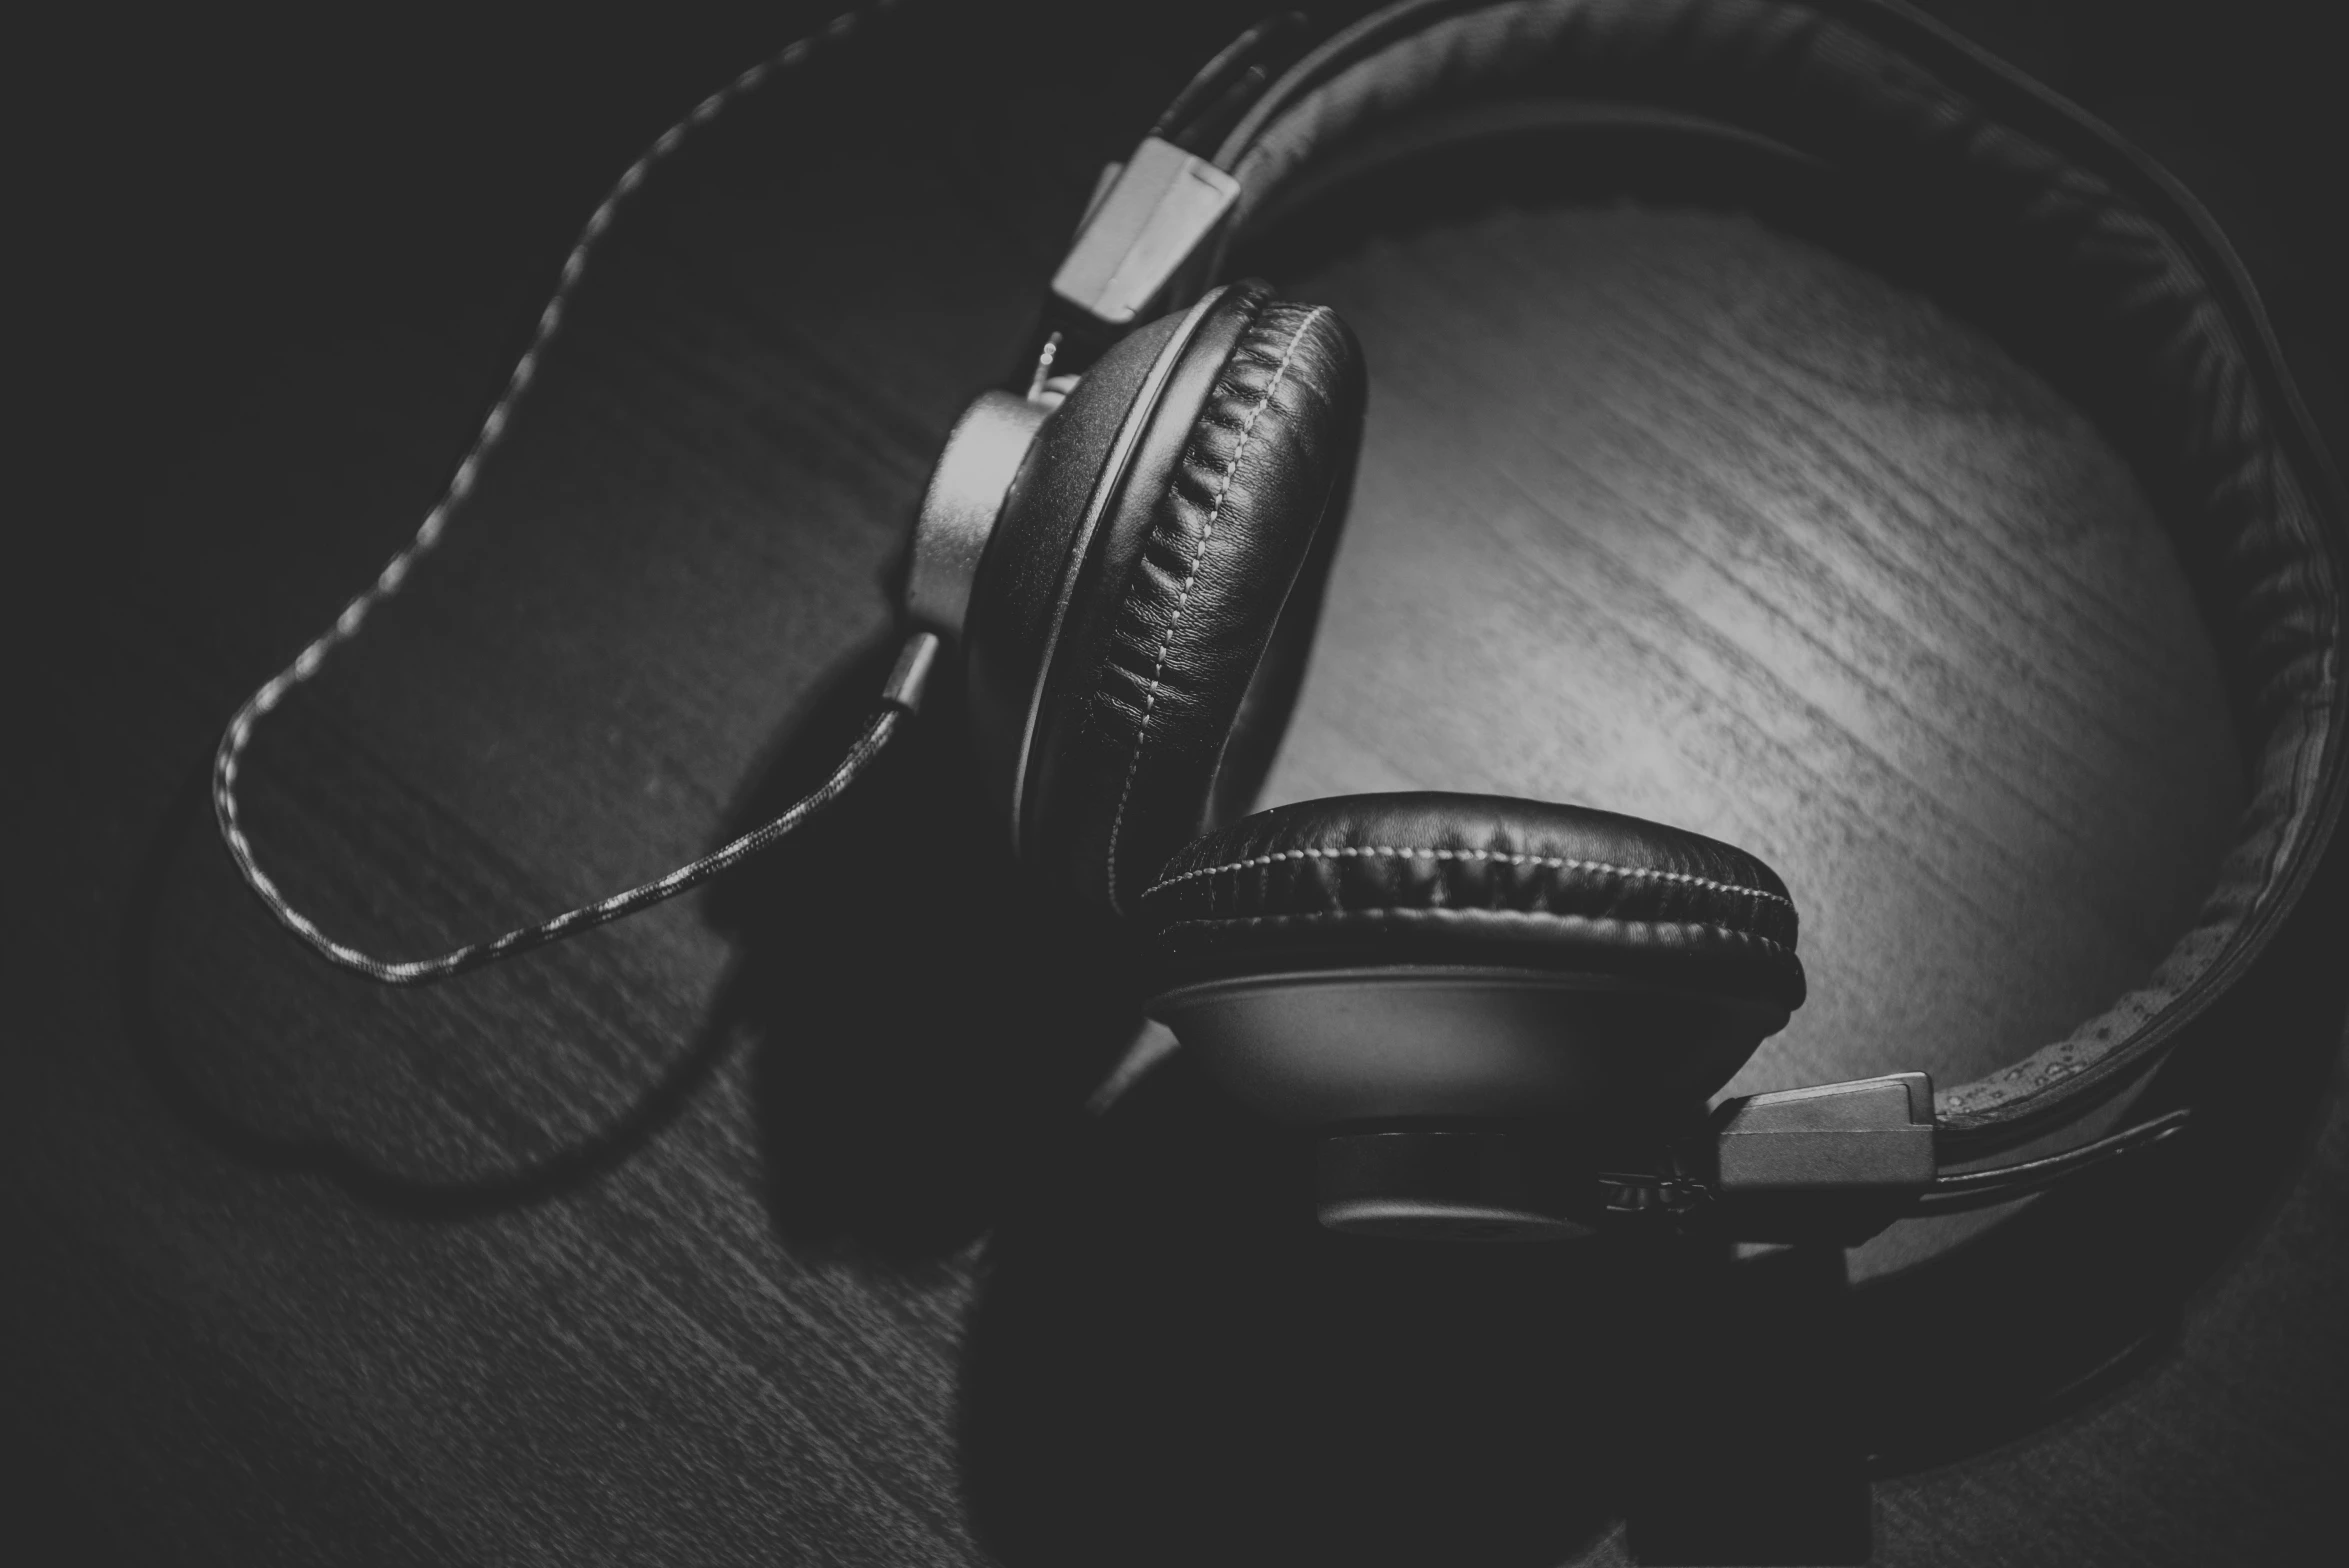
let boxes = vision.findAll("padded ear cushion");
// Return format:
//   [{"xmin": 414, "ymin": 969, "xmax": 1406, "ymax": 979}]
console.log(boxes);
[
  {"xmin": 1139, "ymin": 791, "xmax": 1804, "ymax": 1011},
  {"xmin": 1022, "ymin": 286, "xmax": 1368, "ymax": 913},
  {"xmin": 960, "ymin": 305, "xmax": 1195, "ymax": 838}
]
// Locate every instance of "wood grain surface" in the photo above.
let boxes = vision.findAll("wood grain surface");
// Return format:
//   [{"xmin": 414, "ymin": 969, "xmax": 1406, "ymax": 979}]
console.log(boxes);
[{"xmin": 15, "ymin": 3, "xmax": 2347, "ymax": 1565}]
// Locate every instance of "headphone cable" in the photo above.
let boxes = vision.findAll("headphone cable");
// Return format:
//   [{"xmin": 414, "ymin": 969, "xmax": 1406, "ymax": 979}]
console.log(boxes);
[{"xmin": 210, "ymin": 3, "xmax": 919, "ymax": 987}]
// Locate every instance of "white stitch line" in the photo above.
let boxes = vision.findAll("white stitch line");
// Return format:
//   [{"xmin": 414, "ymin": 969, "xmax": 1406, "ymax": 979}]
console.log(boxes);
[
  {"xmin": 1102, "ymin": 304, "xmax": 1330, "ymax": 914},
  {"xmin": 1141, "ymin": 844, "xmax": 1795, "ymax": 911},
  {"xmin": 1157, "ymin": 908, "xmax": 1796, "ymax": 955},
  {"xmin": 208, "ymin": 2, "xmax": 898, "ymax": 985}
]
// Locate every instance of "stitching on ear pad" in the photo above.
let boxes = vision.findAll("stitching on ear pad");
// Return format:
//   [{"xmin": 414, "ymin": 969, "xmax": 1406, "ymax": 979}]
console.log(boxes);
[
  {"xmin": 1140, "ymin": 791, "xmax": 1805, "ymax": 1012},
  {"xmin": 1021, "ymin": 284, "xmax": 1368, "ymax": 914}
]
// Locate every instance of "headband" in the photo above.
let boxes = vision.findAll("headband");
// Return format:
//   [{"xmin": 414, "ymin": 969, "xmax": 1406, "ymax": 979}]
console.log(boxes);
[{"xmin": 1055, "ymin": 0, "xmax": 2348, "ymax": 1159}]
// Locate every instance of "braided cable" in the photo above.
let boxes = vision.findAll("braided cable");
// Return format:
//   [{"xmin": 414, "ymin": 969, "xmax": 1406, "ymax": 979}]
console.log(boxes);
[{"xmin": 211, "ymin": 2, "xmax": 914, "ymax": 986}]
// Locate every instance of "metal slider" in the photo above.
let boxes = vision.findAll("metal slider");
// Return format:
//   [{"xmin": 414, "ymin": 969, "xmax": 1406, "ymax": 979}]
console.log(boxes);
[
  {"xmin": 1050, "ymin": 137, "xmax": 1241, "ymax": 328},
  {"xmin": 1709, "ymin": 1072, "xmax": 1939, "ymax": 1246},
  {"xmin": 1715, "ymin": 1072, "xmax": 1938, "ymax": 1191}
]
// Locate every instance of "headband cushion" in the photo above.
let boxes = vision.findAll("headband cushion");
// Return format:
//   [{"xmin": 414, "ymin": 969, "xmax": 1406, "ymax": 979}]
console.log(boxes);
[
  {"xmin": 1024, "ymin": 292, "xmax": 1367, "ymax": 913},
  {"xmin": 1139, "ymin": 791, "xmax": 1805, "ymax": 1011}
]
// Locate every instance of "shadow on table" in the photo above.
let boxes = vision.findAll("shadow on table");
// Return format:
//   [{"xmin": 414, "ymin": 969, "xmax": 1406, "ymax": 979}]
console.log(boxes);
[
  {"xmin": 115, "ymin": 629, "xmax": 1141, "ymax": 1244},
  {"xmin": 704, "ymin": 634, "xmax": 1146, "ymax": 1266},
  {"xmin": 955, "ymin": 1050, "xmax": 1647, "ymax": 1568},
  {"xmin": 117, "ymin": 762, "xmax": 759, "ymax": 1219}
]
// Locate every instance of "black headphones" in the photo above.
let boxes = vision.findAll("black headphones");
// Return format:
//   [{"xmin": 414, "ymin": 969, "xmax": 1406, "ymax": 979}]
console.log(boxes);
[
  {"xmin": 897, "ymin": 0, "xmax": 2349, "ymax": 1242},
  {"xmin": 215, "ymin": 0, "xmax": 2348, "ymax": 1249}
]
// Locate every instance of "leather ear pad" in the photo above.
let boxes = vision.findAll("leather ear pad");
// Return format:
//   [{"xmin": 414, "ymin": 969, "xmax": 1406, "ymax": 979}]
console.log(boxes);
[
  {"xmin": 1017, "ymin": 283, "xmax": 1368, "ymax": 913},
  {"xmin": 1139, "ymin": 791, "xmax": 1805, "ymax": 1012},
  {"xmin": 960, "ymin": 306, "xmax": 1192, "ymax": 844}
]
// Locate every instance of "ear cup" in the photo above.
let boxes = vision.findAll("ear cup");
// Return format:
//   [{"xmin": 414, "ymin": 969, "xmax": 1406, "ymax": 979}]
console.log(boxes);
[
  {"xmin": 1053, "ymin": 290, "xmax": 1364, "ymax": 914},
  {"xmin": 970, "ymin": 279, "xmax": 1368, "ymax": 913},
  {"xmin": 1138, "ymin": 792, "xmax": 1804, "ymax": 1127},
  {"xmin": 961, "ymin": 303, "xmax": 1198, "ymax": 839}
]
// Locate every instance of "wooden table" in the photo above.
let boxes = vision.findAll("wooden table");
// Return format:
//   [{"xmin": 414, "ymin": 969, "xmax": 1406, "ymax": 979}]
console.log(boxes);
[{"xmin": 16, "ymin": 2, "xmax": 2346, "ymax": 1563}]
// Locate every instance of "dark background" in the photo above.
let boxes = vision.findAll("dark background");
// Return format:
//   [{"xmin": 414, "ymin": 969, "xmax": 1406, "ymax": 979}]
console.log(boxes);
[
  {"xmin": 29, "ymin": 0, "xmax": 2349, "ymax": 525},
  {"xmin": 15, "ymin": 2, "xmax": 2347, "ymax": 1564}
]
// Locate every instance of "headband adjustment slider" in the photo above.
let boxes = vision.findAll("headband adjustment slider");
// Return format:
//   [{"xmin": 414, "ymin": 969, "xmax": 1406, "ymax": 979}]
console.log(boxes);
[
  {"xmin": 1708, "ymin": 1073, "xmax": 1939, "ymax": 1245},
  {"xmin": 1051, "ymin": 136, "xmax": 1238, "ymax": 330}
]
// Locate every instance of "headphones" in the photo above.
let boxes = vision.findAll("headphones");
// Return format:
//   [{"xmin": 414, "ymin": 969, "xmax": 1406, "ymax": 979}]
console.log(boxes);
[
  {"xmin": 215, "ymin": 0, "xmax": 2348, "ymax": 1249},
  {"xmin": 901, "ymin": 0, "xmax": 2349, "ymax": 1242}
]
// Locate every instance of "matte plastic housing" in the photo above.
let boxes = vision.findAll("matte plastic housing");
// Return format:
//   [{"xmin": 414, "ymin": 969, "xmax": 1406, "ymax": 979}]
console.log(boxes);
[
  {"xmin": 1316, "ymin": 1125, "xmax": 1597, "ymax": 1241},
  {"xmin": 1149, "ymin": 967, "xmax": 1788, "ymax": 1128}
]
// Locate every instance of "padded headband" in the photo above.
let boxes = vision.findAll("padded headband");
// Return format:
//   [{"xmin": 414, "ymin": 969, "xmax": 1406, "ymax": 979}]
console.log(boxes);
[{"xmin": 1176, "ymin": 0, "xmax": 2349, "ymax": 1157}]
